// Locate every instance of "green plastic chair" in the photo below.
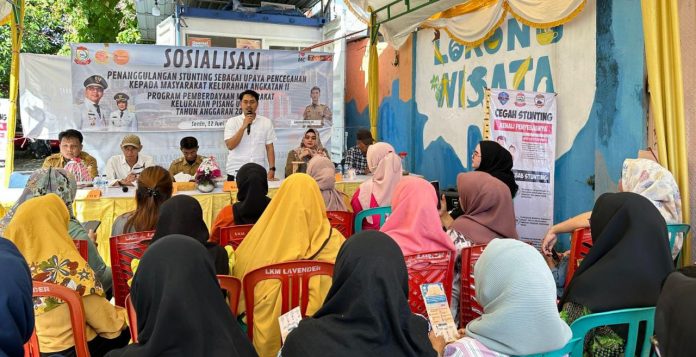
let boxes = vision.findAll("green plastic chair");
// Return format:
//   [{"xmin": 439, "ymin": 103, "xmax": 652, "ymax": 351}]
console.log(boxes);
[
  {"xmin": 516, "ymin": 337, "xmax": 581, "ymax": 357},
  {"xmin": 568, "ymin": 307, "xmax": 655, "ymax": 357},
  {"xmin": 667, "ymin": 224, "xmax": 690, "ymax": 263},
  {"xmin": 353, "ymin": 206, "xmax": 392, "ymax": 233}
]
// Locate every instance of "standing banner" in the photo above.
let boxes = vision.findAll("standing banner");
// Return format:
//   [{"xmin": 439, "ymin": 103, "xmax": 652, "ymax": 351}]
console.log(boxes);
[
  {"xmin": 0, "ymin": 99, "xmax": 9, "ymax": 185},
  {"xmin": 489, "ymin": 89, "xmax": 556, "ymax": 247},
  {"xmin": 71, "ymin": 43, "xmax": 334, "ymax": 132}
]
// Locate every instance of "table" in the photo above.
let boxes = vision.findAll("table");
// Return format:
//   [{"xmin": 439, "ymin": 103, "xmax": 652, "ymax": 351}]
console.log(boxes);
[{"xmin": 0, "ymin": 176, "xmax": 365, "ymax": 264}]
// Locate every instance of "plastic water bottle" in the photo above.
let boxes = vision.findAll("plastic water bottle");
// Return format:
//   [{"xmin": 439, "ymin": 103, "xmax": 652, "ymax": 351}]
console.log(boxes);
[
  {"xmin": 100, "ymin": 175, "xmax": 108, "ymax": 194},
  {"xmin": 92, "ymin": 175, "xmax": 100, "ymax": 190}
]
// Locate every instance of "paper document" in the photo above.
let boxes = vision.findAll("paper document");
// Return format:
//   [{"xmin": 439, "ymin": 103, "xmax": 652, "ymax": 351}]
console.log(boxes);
[
  {"xmin": 278, "ymin": 306, "xmax": 302, "ymax": 343},
  {"xmin": 420, "ymin": 283, "xmax": 459, "ymax": 342}
]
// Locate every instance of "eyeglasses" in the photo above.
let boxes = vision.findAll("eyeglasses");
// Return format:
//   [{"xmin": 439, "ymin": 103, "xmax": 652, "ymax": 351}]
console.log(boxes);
[{"xmin": 647, "ymin": 147, "xmax": 659, "ymax": 162}]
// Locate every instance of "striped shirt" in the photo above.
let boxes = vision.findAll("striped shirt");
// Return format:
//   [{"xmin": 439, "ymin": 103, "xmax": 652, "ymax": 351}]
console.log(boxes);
[{"xmin": 444, "ymin": 337, "xmax": 508, "ymax": 357}]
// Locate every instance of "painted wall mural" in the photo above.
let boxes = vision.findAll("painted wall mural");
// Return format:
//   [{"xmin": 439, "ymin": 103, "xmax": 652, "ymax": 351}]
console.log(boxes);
[
  {"xmin": 345, "ymin": 0, "xmax": 646, "ymax": 235},
  {"xmin": 416, "ymin": 2, "xmax": 596, "ymax": 172}
]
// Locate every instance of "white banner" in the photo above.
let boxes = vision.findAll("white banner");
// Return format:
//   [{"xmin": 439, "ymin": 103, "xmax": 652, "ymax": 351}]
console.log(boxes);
[
  {"xmin": 19, "ymin": 53, "xmax": 72, "ymax": 139},
  {"xmin": 19, "ymin": 52, "xmax": 334, "ymax": 179},
  {"xmin": 489, "ymin": 89, "xmax": 556, "ymax": 247},
  {"xmin": 70, "ymin": 43, "xmax": 334, "ymax": 132}
]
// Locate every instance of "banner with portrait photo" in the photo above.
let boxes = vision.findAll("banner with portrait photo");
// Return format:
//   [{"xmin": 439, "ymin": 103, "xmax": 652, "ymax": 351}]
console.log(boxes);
[
  {"xmin": 489, "ymin": 88, "xmax": 556, "ymax": 248},
  {"xmin": 70, "ymin": 43, "xmax": 334, "ymax": 132}
]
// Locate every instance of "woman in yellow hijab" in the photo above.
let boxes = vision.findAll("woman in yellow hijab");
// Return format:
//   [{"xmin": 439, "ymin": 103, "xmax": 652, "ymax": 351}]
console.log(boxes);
[
  {"xmin": 233, "ymin": 173, "xmax": 345, "ymax": 357},
  {"xmin": 4, "ymin": 194, "xmax": 129, "ymax": 356}
]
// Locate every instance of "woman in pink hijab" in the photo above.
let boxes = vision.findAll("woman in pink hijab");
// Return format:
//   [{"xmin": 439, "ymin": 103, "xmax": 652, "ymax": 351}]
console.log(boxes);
[
  {"xmin": 439, "ymin": 171, "xmax": 518, "ymax": 323},
  {"xmin": 351, "ymin": 142, "xmax": 402, "ymax": 230},
  {"xmin": 307, "ymin": 156, "xmax": 350, "ymax": 212},
  {"xmin": 381, "ymin": 176, "xmax": 455, "ymax": 256}
]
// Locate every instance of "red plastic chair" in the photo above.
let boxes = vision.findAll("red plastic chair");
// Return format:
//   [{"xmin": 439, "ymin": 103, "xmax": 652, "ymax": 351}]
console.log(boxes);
[
  {"xmin": 459, "ymin": 244, "xmax": 487, "ymax": 328},
  {"xmin": 217, "ymin": 274, "xmax": 242, "ymax": 316},
  {"xmin": 404, "ymin": 250, "xmax": 455, "ymax": 318},
  {"xmin": 219, "ymin": 224, "xmax": 254, "ymax": 249},
  {"xmin": 242, "ymin": 260, "xmax": 334, "ymax": 340},
  {"xmin": 125, "ymin": 294, "xmax": 138, "ymax": 343},
  {"xmin": 73, "ymin": 240, "xmax": 89, "ymax": 261},
  {"xmin": 565, "ymin": 228, "xmax": 593, "ymax": 286},
  {"xmin": 326, "ymin": 211, "xmax": 353, "ymax": 238},
  {"xmin": 109, "ymin": 231, "xmax": 154, "ymax": 307},
  {"xmin": 24, "ymin": 281, "xmax": 90, "ymax": 357}
]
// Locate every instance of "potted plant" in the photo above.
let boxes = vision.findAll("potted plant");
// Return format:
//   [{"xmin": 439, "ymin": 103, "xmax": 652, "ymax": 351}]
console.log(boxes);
[{"xmin": 194, "ymin": 156, "xmax": 222, "ymax": 193}]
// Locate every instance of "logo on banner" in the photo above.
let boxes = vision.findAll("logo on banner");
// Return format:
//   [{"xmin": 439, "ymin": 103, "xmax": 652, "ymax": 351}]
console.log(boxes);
[
  {"xmin": 534, "ymin": 94, "xmax": 546, "ymax": 108},
  {"xmin": 498, "ymin": 92, "xmax": 509, "ymax": 105},
  {"xmin": 112, "ymin": 49, "xmax": 130, "ymax": 65},
  {"xmin": 514, "ymin": 93, "xmax": 526, "ymax": 107},
  {"xmin": 95, "ymin": 50, "xmax": 109, "ymax": 65},
  {"xmin": 73, "ymin": 46, "xmax": 91, "ymax": 65},
  {"xmin": 308, "ymin": 54, "xmax": 333, "ymax": 62},
  {"xmin": 297, "ymin": 52, "xmax": 306, "ymax": 62}
]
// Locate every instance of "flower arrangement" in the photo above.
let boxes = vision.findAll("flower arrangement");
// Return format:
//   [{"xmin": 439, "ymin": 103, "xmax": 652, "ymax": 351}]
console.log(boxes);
[
  {"xmin": 194, "ymin": 156, "xmax": 222, "ymax": 192},
  {"xmin": 64, "ymin": 158, "xmax": 92, "ymax": 182}
]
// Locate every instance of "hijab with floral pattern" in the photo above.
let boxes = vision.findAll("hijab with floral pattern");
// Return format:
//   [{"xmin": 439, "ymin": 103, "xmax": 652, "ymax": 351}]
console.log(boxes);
[
  {"xmin": 0, "ymin": 168, "xmax": 77, "ymax": 235},
  {"xmin": 4, "ymin": 194, "xmax": 103, "ymax": 314}
]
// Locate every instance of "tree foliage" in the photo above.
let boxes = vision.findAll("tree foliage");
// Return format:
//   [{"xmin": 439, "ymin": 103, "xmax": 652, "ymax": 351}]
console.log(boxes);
[
  {"xmin": 0, "ymin": 0, "xmax": 142, "ymax": 97},
  {"xmin": 0, "ymin": 0, "xmax": 66, "ymax": 96},
  {"xmin": 58, "ymin": 0, "xmax": 141, "ymax": 55}
]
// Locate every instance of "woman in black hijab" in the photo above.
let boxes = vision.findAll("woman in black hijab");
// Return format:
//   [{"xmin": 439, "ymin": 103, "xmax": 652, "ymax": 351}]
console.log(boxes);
[
  {"xmin": 105, "ymin": 235, "xmax": 257, "ymax": 357},
  {"xmin": 560, "ymin": 192, "xmax": 673, "ymax": 355},
  {"xmin": 233, "ymin": 163, "xmax": 272, "ymax": 225},
  {"xmin": 280, "ymin": 230, "xmax": 437, "ymax": 357},
  {"xmin": 655, "ymin": 267, "xmax": 696, "ymax": 357},
  {"xmin": 473, "ymin": 140, "xmax": 518, "ymax": 197},
  {"xmin": 0, "ymin": 238, "xmax": 34, "ymax": 357},
  {"xmin": 210, "ymin": 163, "xmax": 271, "ymax": 242},
  {"xmin": 152, "ymin": 195, "xmax": 229, "ymax": 275}
]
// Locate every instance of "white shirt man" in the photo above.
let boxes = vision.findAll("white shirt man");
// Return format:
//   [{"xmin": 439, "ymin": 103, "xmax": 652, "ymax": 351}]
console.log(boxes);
[
  {"xmin": 80, "ymin": 75, "xmax": 109, "ymax": 131},
  {"xmin": 224, "ymin": 90, "xmax": 277, "ymax": 180},
  {"xmin": 104, "ymin": 134, "xmax": 155, "ymax": 185}
]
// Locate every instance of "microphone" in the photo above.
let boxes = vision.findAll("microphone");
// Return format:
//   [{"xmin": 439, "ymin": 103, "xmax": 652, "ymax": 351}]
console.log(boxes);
[{"xmin": 246, "ymin": 111, "xmax": 252, "ymax": 135}]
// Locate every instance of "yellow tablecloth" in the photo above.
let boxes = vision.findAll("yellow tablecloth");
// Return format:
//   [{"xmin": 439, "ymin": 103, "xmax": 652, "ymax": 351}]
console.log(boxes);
[{"xmin": 2, "ymin": 180, "xmax": 362, "ymax": 265}]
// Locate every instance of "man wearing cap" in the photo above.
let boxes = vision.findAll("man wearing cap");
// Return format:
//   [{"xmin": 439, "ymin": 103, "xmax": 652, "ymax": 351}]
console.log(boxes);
[
  {"xmin": 104, "ymin": 134, "xmax": 154, "ymax": 186},
  {"xmin": 224, "ymin": 89, "xmax": 277, "ymax": 181},
  {"xmin": 303, "ymin": 86, "xmax": 332, "ymax": 127},
  {"xmin": 81, "ymin": 75, "xmax": 108, "ymax": 131},
  {"xmin": 109, "ymin": 93, "xmax": 137, "ymax": 131}
]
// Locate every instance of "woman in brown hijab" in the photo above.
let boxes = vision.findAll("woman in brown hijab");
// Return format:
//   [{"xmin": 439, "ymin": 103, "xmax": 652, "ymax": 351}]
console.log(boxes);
[{"xmin": 439, "ymin": 171, "xmax": 518, "ymax": 323}]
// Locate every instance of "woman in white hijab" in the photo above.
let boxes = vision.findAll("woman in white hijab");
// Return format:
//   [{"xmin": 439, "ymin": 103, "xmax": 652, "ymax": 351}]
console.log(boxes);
[
  {"xmin": 439, "ymin": 239, "xmax": 571, "ymax": 356},
  {"xmin": 541, "ymin": 150, "xmax": 682, "ymax": 258}
]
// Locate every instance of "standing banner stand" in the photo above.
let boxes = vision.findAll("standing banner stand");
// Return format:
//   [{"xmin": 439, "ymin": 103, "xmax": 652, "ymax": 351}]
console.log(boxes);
[{"xmin": 489, "ymin": 89, "xmax": 557, "ymax": 247}]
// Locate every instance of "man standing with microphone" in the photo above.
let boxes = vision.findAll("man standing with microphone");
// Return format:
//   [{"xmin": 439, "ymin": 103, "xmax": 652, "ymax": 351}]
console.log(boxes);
[{"xmin": 224, "ymin": 89, "xmax": 277, "ymax": 181}]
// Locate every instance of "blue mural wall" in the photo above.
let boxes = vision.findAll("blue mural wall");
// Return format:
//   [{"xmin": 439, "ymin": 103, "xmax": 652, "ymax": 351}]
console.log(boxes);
[{"xmin": 344, "ymin": 0, "xmax": 646, "ymax": 230}]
